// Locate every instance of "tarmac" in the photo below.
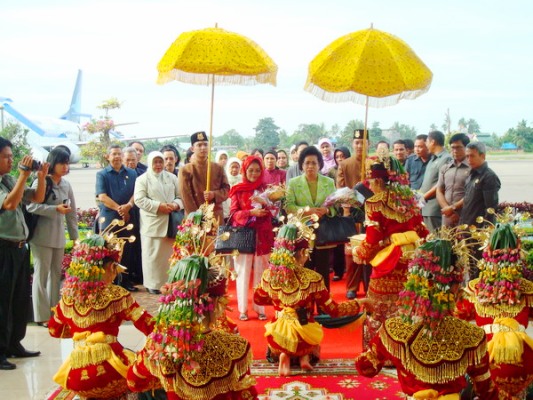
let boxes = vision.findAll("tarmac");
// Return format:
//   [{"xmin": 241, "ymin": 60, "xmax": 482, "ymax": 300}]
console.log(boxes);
[{"xmin": 67, "ymin": 158, "xmax": 531, "ymax": 210}]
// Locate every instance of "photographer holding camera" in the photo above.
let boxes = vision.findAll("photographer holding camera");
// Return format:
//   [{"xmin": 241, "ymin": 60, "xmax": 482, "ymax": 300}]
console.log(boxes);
[{"xmin": 0, "ymin": 137, "xmax": 49, "ymax": 370}]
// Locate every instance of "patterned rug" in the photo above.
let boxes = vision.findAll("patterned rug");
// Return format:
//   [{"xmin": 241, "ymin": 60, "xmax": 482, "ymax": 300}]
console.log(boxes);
[{"xmin": 47, "ymin": 361, "xmax": 403, "ymax": 399}]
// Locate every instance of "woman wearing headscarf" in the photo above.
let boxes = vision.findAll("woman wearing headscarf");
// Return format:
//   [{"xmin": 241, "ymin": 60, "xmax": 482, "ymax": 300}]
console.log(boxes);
[
  {"xmin": 229, "ymin": 155, "xmax": 274, "ymax": 321},
  {"xmin": 222, "ymin": 157, "xmax": 242, "ymax": 220},
  {"xmin": 328, "ymin": 146, "xmax": 351, "ymax": 181},
  {"xmin": 27, "ymin": 148, "xmax": 78, "ymax": 326},
  {"xmin": 215, "ymin": 150, "xmax": 228, "ymax": 168},
  {"xmin": 318, "ymin": 138, "xmax": 336, "ymax": 175},
  {"xmin": 134, "ymin": 151, "xmax": 183, "ymax": 294},
  {"xmin": 262, "ymin": 150, "xmax": 286, "ymax": 186}
]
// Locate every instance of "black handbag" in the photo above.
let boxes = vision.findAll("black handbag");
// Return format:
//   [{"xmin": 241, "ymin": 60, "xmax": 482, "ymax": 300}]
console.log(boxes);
[
  {"xmin": 215, "ymin": 214, "xmax": 256, "ymax": 254},
  {"xmin": 167, "ymin": 209, "xmax": 185, "ymax": 238},
  {"xmin": 315, "ymin": 215, "xmax": 357, "ymax": 246}
]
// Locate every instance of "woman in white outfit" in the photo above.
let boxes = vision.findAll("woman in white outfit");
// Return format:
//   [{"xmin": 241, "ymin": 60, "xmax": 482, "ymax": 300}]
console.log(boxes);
[
  {"xmin": 134, "ymin": 151, "xmax": 183, "ymax": 294},
  {"xmin": 27, "ymin": 148, "xmax": 78, "ymax": 325}
]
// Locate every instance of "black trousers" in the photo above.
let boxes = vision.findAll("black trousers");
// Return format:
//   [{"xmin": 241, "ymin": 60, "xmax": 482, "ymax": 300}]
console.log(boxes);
[
  {"xmin": 307, "ymin": 247, "xmax": 332, "ymax": 291},
  {"xmin": 0, "ymin": 244, "xmax": 31, "ymax": 356}
]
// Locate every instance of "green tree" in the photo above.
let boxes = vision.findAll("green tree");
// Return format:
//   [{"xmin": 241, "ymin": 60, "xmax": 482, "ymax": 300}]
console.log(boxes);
[
  {"xmin": 389, "ymin": 122, "xmax": 417, "ymax": 140},
  {"xmin": 442, "ymin": 109, "xmax": 451, "ymax": 134},
  {"xmin": 253, "ymin": 117, "xmax": 280, "ymax": 150},
  {"xmin": 338, "ymin": 119, "xmax": 365, "ymax": 148},
  {"xmin": 430, "ymin": 123, "xmax": 438, "ymax": 131},
  {"xmin": 502, "ymin": 120, "xmax": 533, "ymax": 152},
  {"xmin": 0, "ymin": 121, "xmax": 31, "ymax": 177},
  {"xmin": 458, "ymin": 117, "xmax": 480, "ymax": 134},
  {"xmin": 292, "ymin": 123, "xmax": 327, "ymax": 145},
  {"xmin": 215, "ymin": 129, "xmax": 245, "ymax": 149}
]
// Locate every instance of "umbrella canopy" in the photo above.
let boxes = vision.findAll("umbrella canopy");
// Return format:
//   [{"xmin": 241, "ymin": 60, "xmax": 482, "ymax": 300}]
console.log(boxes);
[
  {"xmin": 156, "ymin": 26, "xmax": 277, "ymax": 192},
  {"xmin": 157, "ymin": 27, "xmax": 277, "ymax": 86},
  {"xmin": 305, "ymin": 26, "xmax": 432, "ymax": 108}
]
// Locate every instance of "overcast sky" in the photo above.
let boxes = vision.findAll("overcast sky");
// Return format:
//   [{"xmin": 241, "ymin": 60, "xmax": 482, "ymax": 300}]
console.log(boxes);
[{"xmin": 1, "ymin": 0, "xmax": 532, "ymax": 141}]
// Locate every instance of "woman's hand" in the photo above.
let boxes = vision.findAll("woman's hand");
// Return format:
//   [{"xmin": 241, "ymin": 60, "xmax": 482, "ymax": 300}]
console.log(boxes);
[
  {"xmin": 250, "ymin": 208, "xmax": 269, "ymax": 217},
  {"xmin": 56, "ymin": 203, "xmax": 72, "ymax": 215},
  {"xmin": 306, "ymin": 207, "xmax": 328, "ymax": 218},
  {"xmin": 157, "ymin": 203, "xmax": 174, "ymax": 214}
]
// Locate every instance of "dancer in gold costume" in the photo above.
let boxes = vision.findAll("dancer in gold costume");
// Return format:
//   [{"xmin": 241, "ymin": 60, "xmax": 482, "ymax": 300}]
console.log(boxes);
[
  {"xmin": 48, "ymin": 220, "xmax": 154, "ymax": 399},
  {"xmin": 127, "ymin": 205, "xmax": 257, "ymax": 400},
  {"xmin": 356, "ymin": 235, "xmax": 499, "ymax": 399}
]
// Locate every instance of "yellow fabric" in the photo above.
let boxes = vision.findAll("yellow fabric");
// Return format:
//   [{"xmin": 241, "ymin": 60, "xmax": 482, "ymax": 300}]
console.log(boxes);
[
  {"xmin": 487, "ymin": 317, "xmax": 533, "ymax": 364},
  {"xmin": 370, "ymin": 231, "xmax": 419, "ymax": 267},
  {"xmin": 53, "ymin": 331, "xmax": 130, "ymax": 388},
  {"xmin": 412, "ymin": 389, "xmax": 459, "ymax": 399},
  {"xmin": 305, "ymin": 27, "xmax": 433, "ymax": 107},
  {"xmin": 157, "ymin": 27, "xmax": 277, "ymax": 86},
  {"xmin": 265, "ymin": 307, "xmax": 323, "ymax": 353}
]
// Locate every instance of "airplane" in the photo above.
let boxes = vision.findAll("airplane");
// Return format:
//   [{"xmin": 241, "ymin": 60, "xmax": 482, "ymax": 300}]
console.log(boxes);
[{"xmin": 1, "ymin": 70, "xmax": 90, "ymax": 163}]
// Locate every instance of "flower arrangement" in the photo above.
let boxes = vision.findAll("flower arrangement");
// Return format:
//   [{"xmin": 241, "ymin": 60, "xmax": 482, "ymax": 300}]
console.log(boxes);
[
  {"xmin": 83, "ymin": 119, "xmax": 115, "ymax": 134},
  {"xmin": 76, "ymin": 207, "xmax": 99, "ymax": 229},
  {"xmin": 266, "ymin": 208, "xmax": 318, "ymax": 286},
  {"xmin": 398, "ymin": 239, "xmax": 461, "ymax": 334},
  {"xmin": 476, "ymin": 223, "xmax": 524, "ymax": 307},
  {"xmin": 146, "ymin": 278, "xmax": 214, "ymax": 368},
  {"xmin": 322, "ymin": 187, "xmax": 362, "ymax": 209}
]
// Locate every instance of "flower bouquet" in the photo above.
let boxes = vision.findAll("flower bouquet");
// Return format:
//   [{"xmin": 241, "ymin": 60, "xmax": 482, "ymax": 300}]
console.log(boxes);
[{"xmin": 322, "ymin": 187, "xmax": 362, "ymax": 209}]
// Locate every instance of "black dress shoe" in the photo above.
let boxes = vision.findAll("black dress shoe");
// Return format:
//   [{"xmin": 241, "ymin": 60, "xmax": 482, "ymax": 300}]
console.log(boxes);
[
  {"xmin": 0, "ymin": 357, "xmax": 16, "ymax": 370},
  {"xmin": 147, "ymin": 288, "xmax": 161, "ymax": 295},
  {"xmin": 6, "ymin": 344, "xmax": 41, "ymax": 358},
  {"xmin": 122, "ymin": 284, "xmax": 139, "ymax": 292}
]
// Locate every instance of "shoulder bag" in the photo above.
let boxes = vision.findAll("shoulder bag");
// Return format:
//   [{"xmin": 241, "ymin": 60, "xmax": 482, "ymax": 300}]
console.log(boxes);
[{"xmin": 214, "ymin": 212, "xmax": 256, "ymax": 254}]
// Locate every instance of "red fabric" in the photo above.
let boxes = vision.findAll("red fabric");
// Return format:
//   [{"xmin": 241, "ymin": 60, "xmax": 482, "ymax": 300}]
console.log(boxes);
[
  {"xmin": 263, "ymin": 168, "xmax": 286, "ymax": 185},
  {"xmin": 48, "ymin": 288, "xmax": 154, "ymax": 398},
  {"xmin": 228, "ymin": 156, "xmax": 265, "ymax": 198},
  {"xmin": 356, "ymin": 328, "xmax": 498, "ymax": 399},
  {"xmin": 229, "ymin": 190, "xmax": 274, "ymax": 256}
]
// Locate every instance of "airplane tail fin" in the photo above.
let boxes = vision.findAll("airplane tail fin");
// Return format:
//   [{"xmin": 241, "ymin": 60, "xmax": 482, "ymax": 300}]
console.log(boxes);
[{"xmin": 60, "ymin": 70, "xmax": 91, "ymax": 122}]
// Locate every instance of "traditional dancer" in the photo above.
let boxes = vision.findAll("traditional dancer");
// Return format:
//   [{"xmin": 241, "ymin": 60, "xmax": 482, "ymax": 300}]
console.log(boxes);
[
  {"xmin": 356, "ymin": 236, "xmax": 499, "ymax": 399},
  {"xmin": 254, "ymin": 209, "xmax": 365, "ymax": 376},
  {"xmin": 48, "ymin": 221, "xmax": 154, "ymax": 399},
  {"xmin": 352, "ymin": 149, "xmax": 428, "ymax": 349},
  {"xmin": 456, "ymin": 210, "xmax": 533, "ymax": 399},
  {"xmin": 127, "ymin": 204, "xmax": 257, "ymax": 399}
]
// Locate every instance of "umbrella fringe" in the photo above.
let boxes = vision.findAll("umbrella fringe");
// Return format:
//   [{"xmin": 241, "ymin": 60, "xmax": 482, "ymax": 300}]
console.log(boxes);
[
  {"xmin": 157, "ymin": 70, "xmax": 277, "ymax": 87},
  {"xmin": 304, "ymin": 82, "xmax": 431, "ymax": 108}
]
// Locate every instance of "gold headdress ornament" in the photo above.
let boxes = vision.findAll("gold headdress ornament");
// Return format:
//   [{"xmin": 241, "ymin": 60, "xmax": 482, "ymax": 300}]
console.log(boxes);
[
  {"xmin": 464, "ymin": 207, "xmax": 532, "ymax": 317},
  {"xmin": 62, "ymin": 219, "xmax": 135, "ymax": 303},
  {"xmin": 398, "ymin": 224, "xmax": 474, "ymax": 335}
]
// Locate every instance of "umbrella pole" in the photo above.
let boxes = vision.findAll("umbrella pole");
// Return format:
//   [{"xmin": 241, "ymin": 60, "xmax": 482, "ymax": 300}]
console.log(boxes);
[
  {"xmin": 361, "ymin": 95, "xmax": 369, "ymax": 180},
  {"xmin": 206, "ymin": 75, "xmax": 215, "ymax": 195}
]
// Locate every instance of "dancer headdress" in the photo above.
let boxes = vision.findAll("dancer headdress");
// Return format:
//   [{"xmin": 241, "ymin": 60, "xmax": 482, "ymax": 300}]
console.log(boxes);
[{"xmin": 62, "ymin": 219, "xmax": 134, "ymax": 303}]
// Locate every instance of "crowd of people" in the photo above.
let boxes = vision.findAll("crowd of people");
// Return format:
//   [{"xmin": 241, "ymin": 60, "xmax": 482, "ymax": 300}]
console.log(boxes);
[{"xmin": 2, "ymin": 126, "xmax": 532, "ymax": 400}]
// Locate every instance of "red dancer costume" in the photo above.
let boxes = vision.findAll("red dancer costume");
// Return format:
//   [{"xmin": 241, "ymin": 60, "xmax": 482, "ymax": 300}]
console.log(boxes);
[
  {"xmin": 49, "ymin": 221, "xmax": 154, "ymax": 399},
  {"xmin": 127, "ymin": 204, "xmax": 257, "ymax": 399},
  {"xmin": 356, "ymin": 237, "xmax": 499, "ymax": 399},
  {"xmin": 254, "ymin": 210, "xmax": 364, "ymax": 376},
  {"xmin": 456, "ymin": 213, "xmax": 533, "ymax": 399},
  {"xmin": 353, "ymin": 150, "xmax": 428, "ymax": 349}
]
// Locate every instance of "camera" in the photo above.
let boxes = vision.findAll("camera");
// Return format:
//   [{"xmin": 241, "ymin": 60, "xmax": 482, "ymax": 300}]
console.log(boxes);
[{"xmin": 31, "ymin": 160, "xmax": 42, "ymax": 171}]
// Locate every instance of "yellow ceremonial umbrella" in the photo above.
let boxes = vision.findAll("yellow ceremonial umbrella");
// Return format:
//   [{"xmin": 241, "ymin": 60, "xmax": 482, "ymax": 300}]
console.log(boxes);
[
  {"xmin": 157, "ymin": 25, "xmax": 277, "ymax": 190},
  {"xmin": 304, "ymin": 25, "xmax": 432, "ymax": 177}
]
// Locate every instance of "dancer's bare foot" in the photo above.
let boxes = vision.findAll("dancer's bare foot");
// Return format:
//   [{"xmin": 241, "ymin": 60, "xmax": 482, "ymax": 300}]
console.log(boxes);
[
  {"xmin": 278, "ymin": 352, "xmax": 291, "ymax": 376},
  {"xmin": 300, "ymin": 354, "xmax": 313, "ymax": 371}
]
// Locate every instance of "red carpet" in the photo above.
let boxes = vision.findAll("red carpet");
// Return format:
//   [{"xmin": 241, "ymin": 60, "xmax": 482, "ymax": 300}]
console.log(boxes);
[{"xmin": 225, "ymin": 273, "xmax": 364, "ymax": 360}]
